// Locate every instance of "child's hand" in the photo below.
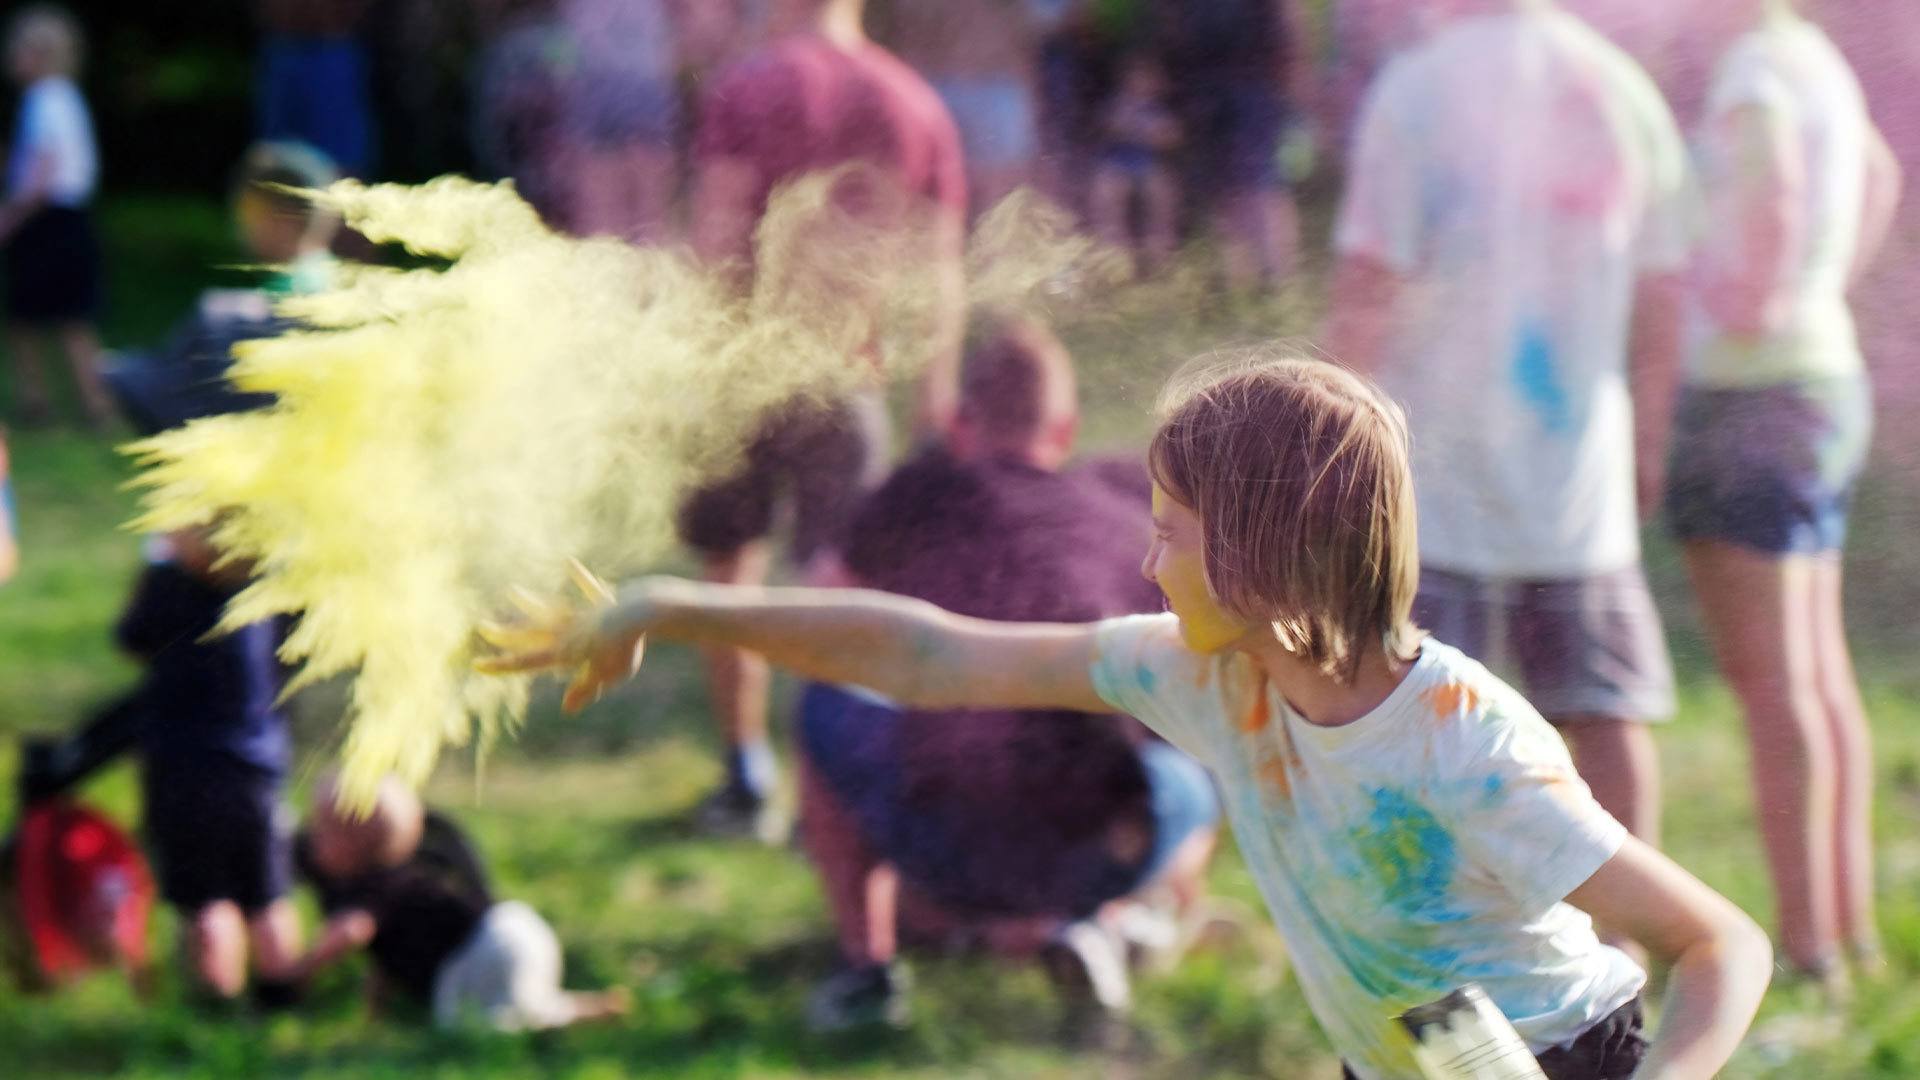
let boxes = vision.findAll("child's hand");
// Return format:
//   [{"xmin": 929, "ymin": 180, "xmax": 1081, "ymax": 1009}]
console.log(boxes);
[{"xmin": 475, "ymin": 559, "xmax": 648, "ymax": 712}]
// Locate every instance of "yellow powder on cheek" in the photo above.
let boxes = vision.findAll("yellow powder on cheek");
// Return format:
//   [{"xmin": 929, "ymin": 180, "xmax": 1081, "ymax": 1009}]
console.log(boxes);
[
  {"xmin": 1150, "ymin": 487, "xmax": 1245, "ymax": 653},
  {"xmin": 128, "ymin": 176, "xmax": 1119, "ymax": 808}
]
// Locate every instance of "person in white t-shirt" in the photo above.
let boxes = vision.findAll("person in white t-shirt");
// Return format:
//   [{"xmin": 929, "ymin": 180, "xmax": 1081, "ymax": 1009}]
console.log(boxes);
[
  {"xmin": 0, "ymin": 5, "xmax": 111, "ymax": 428},
  {"xmin": 1326, "ymin": 0, "xmax": 1689, "ymax": 863},
  {"xmin": 1664, "ymin": 0, "xmax": 1902, "ymax": 987},
  {"xmin": 477, "ymin": 352, "xmax": 1770, "ymax": 1080}
]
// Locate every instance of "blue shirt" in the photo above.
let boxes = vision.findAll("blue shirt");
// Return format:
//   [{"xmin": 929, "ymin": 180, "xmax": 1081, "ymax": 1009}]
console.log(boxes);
[{"xmin": 118, "ymin": 561, "xmax": 290, "ymax": 777}]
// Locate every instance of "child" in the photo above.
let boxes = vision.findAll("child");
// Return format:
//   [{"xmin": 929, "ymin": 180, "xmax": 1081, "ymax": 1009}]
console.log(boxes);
[
  {"xmin": 481, "ymin": 353, "xmax": 1771, "ymax": 1079},
  {"xmin": 1090, "ymin": 53, "xmax": 1181, "ymax": 275},
  {"xmin": 0, "ymin": 5, "xmax": 110, "ymax": 428},
  {"xmin": 232, "ymin": 140, "xmax": 342, "ymax": 297},
  {"xmin": 116, "ymin": 525, "xmax": 304, "ymax": 1006},
  {"xmin": 295, "ymin": 774, "xmax": 628, "ymax": 1030}
]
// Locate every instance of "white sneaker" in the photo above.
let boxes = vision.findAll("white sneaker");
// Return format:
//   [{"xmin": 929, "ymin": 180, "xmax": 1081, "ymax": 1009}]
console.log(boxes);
[{"xmin": 1041, "ymin": 919, "xmax": 1133, "ymax": 1015}]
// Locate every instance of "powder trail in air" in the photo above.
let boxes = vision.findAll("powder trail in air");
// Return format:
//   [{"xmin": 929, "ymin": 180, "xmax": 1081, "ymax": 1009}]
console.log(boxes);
[{"xmin": 127, "ymin": 174, "xmax": 1113, "ymax": 806}]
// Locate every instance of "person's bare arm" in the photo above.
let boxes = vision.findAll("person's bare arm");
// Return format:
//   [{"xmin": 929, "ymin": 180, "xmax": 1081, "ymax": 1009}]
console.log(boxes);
[
  {"xmin": 1566, "ymin": 838, "xmax": 1772, "ymax": 1080},
  {"xmin": 1629, "ymin": 271, "xmax": 1685, "ymax": 519},
  {"xmin": 1851, "ymin": 122, "xmax": 1904, "ymax": 285},
  {"xmin": 478, "ymin": 572, "xmax": 1111, "ymax": 715},
  {"xmin": 1325, "ymin": 254, "xmax": 1402, "ymax": 380},
  {"xmin": 296, "ymin": 909, "xmax": 377, "ymax": 980},
  {"xmin": 1694, "ymin": 103, "xmax": 1804, "ymax": 338}
]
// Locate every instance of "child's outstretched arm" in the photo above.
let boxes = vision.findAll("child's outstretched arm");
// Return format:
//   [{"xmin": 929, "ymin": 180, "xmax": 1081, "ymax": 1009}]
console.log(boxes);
[
  {"xmin": 296, "ymin": 910, "xmax": 377, "ymax": 981},
  {"xmin": 478, "ymin": 568, "xmax": 1111, "ymax": 716},
  {"xmin": 1566, "ymin": 837, "xmax": 1772, "ymax": 1080}
]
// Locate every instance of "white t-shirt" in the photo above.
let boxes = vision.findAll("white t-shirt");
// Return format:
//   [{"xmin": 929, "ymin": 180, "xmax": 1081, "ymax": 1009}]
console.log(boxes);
[
  {"xmin": 7, "ymin": 76, "xmax": 97, "ymax": 206},
  {"xmin": 1335, "ymin": 5, "xmax": 1689, "ymax": 578},
  {"xmin": 1090, "ymin": 614, "xmax": 1644, "ymax": 1080},
  {"xmin": 1688, "ymin": 17, "xmax": 1871, "ymax": 388}
]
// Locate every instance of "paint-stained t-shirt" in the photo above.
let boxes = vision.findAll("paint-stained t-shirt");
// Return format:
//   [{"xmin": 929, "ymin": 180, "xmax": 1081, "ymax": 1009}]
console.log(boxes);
[
  {"xmin": 1688, "ymin": 16, "xmax": 1873, "ymax": 388},
  {"xmin": 1335, "ymin": 6, "xmax": 1689, "ymax": 577},
  {"xmin": 1090, "ymin": 615, "xmax": 1644, "ymax": 1080}
]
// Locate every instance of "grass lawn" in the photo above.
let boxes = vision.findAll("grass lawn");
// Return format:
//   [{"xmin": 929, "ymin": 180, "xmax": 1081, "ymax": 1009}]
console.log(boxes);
[{"xmin": 1, "ymin": 192, "xmax": 1917, "ymax": 1078}]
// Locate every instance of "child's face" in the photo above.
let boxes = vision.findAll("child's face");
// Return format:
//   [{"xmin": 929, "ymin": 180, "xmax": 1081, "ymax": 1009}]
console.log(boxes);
[
  {"xmin": 1144, "ymin": 486, "xmax": 1250, "ymax": 653},
  {"xmin": 236, "ymin": 191, "xmax": 307, "ymax": 264}
]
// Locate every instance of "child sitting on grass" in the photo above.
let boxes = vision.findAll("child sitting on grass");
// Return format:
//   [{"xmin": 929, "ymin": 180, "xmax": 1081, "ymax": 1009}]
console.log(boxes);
[
  {"xmin": 481, "ymin": 351, "xmax": 1771, "ymax": 1079},
  {"xmin": 295, "ymin": 773, "xmax": 628, "ymax": 1031}
]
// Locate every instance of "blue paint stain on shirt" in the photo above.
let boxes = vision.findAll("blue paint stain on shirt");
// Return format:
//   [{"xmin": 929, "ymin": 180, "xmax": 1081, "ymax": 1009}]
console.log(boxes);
[
  {"xmin": 1481, "ymin": 773, "xmax": 1505, "ymax": 804},
  {"xmin": 1135, "ymin": 664, "xmax": 1158, "ymax": 694},
  {"xmin": 1354, "ymin": 788, "xmax": 1461, "ymax": 921},
  {"xmin": 1511, "ymin": 320, "xmax": 1573, "ymax": 434}
]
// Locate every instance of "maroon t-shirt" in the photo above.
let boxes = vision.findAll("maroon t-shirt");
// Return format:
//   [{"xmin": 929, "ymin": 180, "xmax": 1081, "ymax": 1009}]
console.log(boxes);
[
  {"xmin": 841, "ymin": 451, "xmax": 1165, "ymax": 911},
  {"xmin": 694, "ymin": 33, "xmax": 968, "ymax": 228}
]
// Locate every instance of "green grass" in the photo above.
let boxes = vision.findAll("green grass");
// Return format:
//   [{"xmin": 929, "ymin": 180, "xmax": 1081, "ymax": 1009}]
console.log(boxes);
[{"xmin": 1, "ymin": 193, "xmax": 1918, "ymax": 1077}]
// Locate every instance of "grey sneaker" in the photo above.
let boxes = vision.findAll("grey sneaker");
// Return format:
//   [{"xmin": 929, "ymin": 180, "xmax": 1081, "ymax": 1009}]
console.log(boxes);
[
  {"xmin": 691, "ymin": 784, "xmax": 790, "ymax": 844},
  {"xmin": 805, "ymin": 962, "xmax": 911, "ymax": 1034}
]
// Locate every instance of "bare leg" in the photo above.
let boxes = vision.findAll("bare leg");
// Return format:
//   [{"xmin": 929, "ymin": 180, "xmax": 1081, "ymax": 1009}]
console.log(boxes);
[
  {"xmin": 56, "ymin": 322, "xmax": 113, "ymax": 426},
  {"xmin": 247, "ymin": 898, "xmax": 304, "ymax": 984},
  {"xmin": 798, "ymin": 760, "xmax": 897, "ymax": 967},
  {"xmin": 186, "ymin": 900, "xmax": 249, "ymax": 999},
  {"xmin": 1559, "ymin": 718, "xmax": 1663, "ymax": 847},
  {"xmin": 1685, "ymin": 541, "xmax": 1838, "ymax": 971},
  {"xmin": 700, "ymin": 541, "xmax": 774, "ymax": 757},
  {"xmin": 1809, "ymin": 556, "xmax": 1877, "ymax": 959},
  {"xmin": 559, "ymin": 987, "xmax": 631, "ymax": 1024},
  {"xmin": 6, "ymin": 326, "xmax": 51, "ymax": 423}
]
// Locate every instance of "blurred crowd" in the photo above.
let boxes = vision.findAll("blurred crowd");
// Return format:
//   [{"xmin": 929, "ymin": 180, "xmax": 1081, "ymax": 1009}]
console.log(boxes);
[{"xmin": 1, "ymin": 0, "xmax": 1915, "ymax": 1067}]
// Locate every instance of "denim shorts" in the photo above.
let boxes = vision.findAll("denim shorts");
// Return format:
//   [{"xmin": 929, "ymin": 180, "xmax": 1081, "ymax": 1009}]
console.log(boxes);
[{"xmin": 1664, "ymin": 374, "xmax": 1872, "ymax": 556}]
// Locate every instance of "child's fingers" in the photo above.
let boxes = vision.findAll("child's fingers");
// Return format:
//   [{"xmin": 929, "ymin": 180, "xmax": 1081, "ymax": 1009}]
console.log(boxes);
[
  {"xmin": 567, "ymin": 558, "xmax": 618, "ymax": 606},
  {"xmin": 562, "ymin": 665, "xmax": 604, "ymax": 713},
  {"xmin": 473, "ymin": 648, "xmax": 562, "ymax": 675},
  {"xmin": 474, "ymin": 618, "xmax": 556, "ymax": 651},
  {"xmin": 508, "ymin": 585, "xmax": 569, "ymax": 623}
]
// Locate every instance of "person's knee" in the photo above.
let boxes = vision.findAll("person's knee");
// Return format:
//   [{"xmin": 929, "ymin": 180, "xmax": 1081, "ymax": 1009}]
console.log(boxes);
[{"xmin": 187, "ymin": 901, "xmax": 248, "ymax": 996}]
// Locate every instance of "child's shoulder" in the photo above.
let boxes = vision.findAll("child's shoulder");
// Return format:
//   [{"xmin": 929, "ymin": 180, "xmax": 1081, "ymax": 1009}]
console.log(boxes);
[{"xmin": 1406, "ymin": 639, "xmax": 1558, "ymax": 755}]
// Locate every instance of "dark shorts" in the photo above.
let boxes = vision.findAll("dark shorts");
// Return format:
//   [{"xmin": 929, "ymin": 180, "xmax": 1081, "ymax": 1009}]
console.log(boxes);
[
  {"xmin": 5, "ymin": 206, "xmax": 102, "ymax": 325},
  {"xmin": 142, "ymin": 760, "xmax": 293, "ymax": 914},
  {"xmin": 678, "ymin": 394, "xmax": 887, "ymax": 563},
  {"xmin": 1344, "ymin": 997, "xmax": 1646, "ymax": 1080},
  {"xmin": 1664, "ymin": 375, "xmax": 1871, "ymax": 556},
  {"xmin": 1177, "ymin": 78, "xmax": 1289, "ymax": 195},
  {"xmin": 1415, "ymin": 565, "xmax": 1674, "ymax": 723},
  {"xmin": 797, "ymin": 684, "xmax": 1217, "ymax": 917}
]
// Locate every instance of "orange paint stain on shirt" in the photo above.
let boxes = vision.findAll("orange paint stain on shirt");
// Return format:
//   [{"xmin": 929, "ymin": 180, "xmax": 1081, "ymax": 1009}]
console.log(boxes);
[
  {"xmin": 1258, "ymin": 753, "xmax": 1294, "ymax": 799},
  {"xmin": 1420, "ymin": 681, "xmax": 1483, "ymax": 721}
]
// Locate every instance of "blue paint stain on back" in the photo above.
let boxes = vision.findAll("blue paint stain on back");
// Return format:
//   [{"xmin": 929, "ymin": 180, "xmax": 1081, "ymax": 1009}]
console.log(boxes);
[{"xmin": 1511, "ymin": 320, "xmax": 1573, "ymax": 434}]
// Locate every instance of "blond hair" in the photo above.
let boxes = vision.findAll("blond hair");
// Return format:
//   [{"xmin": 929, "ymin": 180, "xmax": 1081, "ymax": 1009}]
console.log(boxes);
[
  {"xmin": 9, "ymin": 5, "xmax": 81, "ymax": 77},
  {"xmin": 1147, "ymin": 348, "xmax": 1422, "ymax": 683}
]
